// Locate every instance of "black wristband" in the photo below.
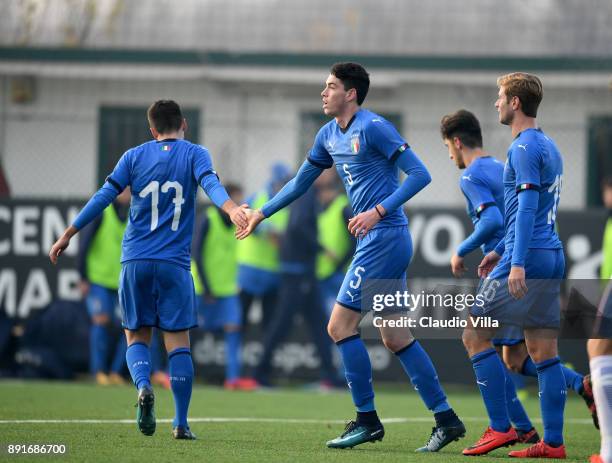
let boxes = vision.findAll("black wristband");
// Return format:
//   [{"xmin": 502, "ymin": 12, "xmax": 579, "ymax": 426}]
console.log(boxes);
[{"xmin": 375, "ymin": 205, "xmax": 384, "ymax": 218}]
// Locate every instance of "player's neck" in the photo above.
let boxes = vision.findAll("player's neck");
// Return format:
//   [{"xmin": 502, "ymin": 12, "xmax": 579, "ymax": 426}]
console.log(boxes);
[
  {"xmin": 335, "ymin": 105, "xmax": 360, "ymax": 130},
  {"xmin": 462, "ymin": 148, "xmax": 486, "ymax": 167},
  {"xmin": 510, "ymin": 114, "xmax": 537, "ymax": 139},
  {"xmin": 156, "ymin": 130, "xmax": 184, "ymax": 141}
]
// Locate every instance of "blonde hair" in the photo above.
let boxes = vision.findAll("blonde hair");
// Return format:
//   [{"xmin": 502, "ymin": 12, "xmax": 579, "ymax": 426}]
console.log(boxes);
[{"xmin": 497, "ymin": 72, "xmax": 543, "ymax": 117}]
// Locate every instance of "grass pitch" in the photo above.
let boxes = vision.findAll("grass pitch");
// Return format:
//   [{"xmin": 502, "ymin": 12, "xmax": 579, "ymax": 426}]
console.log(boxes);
[{"xmin": 0, "ymin": 380, "xmax": 600, "ymax": 462}]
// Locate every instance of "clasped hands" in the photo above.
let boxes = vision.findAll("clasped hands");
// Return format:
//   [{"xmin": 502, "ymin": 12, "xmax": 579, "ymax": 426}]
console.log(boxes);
[{"xmin": 229, "ymin": 204, "xmax": 264, "ymax": 240}]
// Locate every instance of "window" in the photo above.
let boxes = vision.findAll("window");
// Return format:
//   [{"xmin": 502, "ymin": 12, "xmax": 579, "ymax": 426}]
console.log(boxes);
[{"xmin": 98, "ymin": 106, "xmax": 200, "ymax": 186}]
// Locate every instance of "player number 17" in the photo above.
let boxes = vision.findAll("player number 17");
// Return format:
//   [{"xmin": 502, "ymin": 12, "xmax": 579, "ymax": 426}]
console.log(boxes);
[
  {"xmin": 547, "ymin": 174, "xmax": 562, "ymax": 225},
  {"xmin": 139, "ymin": 180, "xmax": 185, "ymax": 231}
]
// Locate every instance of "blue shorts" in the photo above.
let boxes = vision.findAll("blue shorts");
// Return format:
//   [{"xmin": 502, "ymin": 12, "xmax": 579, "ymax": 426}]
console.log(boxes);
[
  {"xmin": 119, "ymin": 260, "xmax": 197, "ymax": 332},
  {"xmin": 473, "ymin": 278, "xmax": 525, "ymax": 346},
  {"xmin": 471, "ymin": 248, "xmax": 565, "ymax": 330},
  {"xmin": 336, "ymin": 226, "xmax": 412, "ymax": 312},
  {"xmin": 492, "ymin": 332, "xmax": 525, "ymax": 347},
  {"xmin": 86, "ymin": 284, "xmax": 119, "ymax": 319},
  {"xmin": 197, "ymin": 295, "xmax": 242, "ymax": 330}
]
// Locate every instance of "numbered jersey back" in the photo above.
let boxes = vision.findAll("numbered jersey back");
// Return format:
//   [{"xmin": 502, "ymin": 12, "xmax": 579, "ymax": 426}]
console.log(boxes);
[
  {"xmin": 108, "ymin": 139, "xmax": 214, "ymax": 269},
  {"xmin": 502, "ymin": 128, "xmax": 563, "ymax": 251}
]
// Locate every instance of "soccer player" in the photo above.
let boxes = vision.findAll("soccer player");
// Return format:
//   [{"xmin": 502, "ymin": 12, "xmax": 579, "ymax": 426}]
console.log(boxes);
[
  {"xmin": 191, "ymin": 183, "xmax": 257, "ymax": 391},
  {"xmin": 237, "ymin": 62, "xmax": 466, "ymax": 452},
  {"xmin": 588, "ymin": 285, "xmax": 612, "ymax": 463},
  {"xmin": 440, "ymin": 109, "xmax": 539, "ymax": 444},
  {"xmin": 462, "ymin": 73, "xmax": 567, "ymax": 458},
  {"xmin": 49, "ymin": 100, "xmax": 248, "ymax": 439}
]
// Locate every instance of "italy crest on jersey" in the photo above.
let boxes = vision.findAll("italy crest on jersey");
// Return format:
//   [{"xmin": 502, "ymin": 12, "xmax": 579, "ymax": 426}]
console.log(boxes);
[{"xmin": 350, "ymin": 134, "xmax": 360, "ymax": 154}]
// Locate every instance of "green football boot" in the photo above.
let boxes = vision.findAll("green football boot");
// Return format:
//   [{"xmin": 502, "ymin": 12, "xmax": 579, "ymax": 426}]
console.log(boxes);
[
  {"xmin": 136, "ymin": 386, "xmax": 156, "ymax": 436},
  {"xmin": 326, "ymin": 420, "xmax": 384, "ymax": 449}
]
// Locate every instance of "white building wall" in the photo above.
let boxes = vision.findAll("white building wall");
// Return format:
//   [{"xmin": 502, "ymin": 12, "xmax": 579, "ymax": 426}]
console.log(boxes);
[{"xmin": 3, "ymin": 75, "xmax": 610, "ymax": 209}]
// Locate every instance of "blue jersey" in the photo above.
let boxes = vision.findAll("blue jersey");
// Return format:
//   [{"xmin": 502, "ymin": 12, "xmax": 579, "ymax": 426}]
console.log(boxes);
[
  {"xmin": 503, "ymin": 128, "xmax": 563, "ymax": 252},
  {"xmin": 107, "ymin": 139, "xmax": 217, "ymax": 269},
  {"xmin": 308, "ymin": 109, "xmax": 409, "ymax": 228},
  {"xmin": 460, "ymin": 156, "xmax": 505, "ymax": 254}
]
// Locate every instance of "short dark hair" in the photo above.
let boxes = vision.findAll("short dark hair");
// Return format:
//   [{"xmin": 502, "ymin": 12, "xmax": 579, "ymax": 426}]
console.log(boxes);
[
  {"xmin": 147, "ymin": 100, "xmax": 183, "ymax": 134},
  {"xmin": 440, "ymin": 109, "xmax": 483, "ymax": 149},
  {"xmin": 330, "ymin": 62, "xmax": 370, "ymax": 105},
  {"xmin": 497, "ymin": 72, "xmax": 543, "ymax": 118}
]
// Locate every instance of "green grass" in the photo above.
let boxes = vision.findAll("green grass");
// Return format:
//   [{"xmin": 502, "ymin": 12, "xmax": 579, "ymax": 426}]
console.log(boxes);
[{"xmin": 0, "ymin": 380, "xmax": 600, "ymax": 462}]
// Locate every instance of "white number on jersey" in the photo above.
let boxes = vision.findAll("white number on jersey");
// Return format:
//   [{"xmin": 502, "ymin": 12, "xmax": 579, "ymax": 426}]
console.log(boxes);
[
  {"xmin": 343, "ymin": 163, "xmax": 354, "ymax": 185},
  {"xmin": 547, "ymin": 174, "xmax": 562, "ymax": 225},
  {"xmin": 139, "ymin": 180, "xmax": 185, "ymax": 231}
]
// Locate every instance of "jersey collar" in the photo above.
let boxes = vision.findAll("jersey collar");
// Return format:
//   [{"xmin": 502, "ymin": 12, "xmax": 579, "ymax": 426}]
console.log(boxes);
[{"xmin": 338, "ymin": 113, "xmax": 357, "ymax": 134}]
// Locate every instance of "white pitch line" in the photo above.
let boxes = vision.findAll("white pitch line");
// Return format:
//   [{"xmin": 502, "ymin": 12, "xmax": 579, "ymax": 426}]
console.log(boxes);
[{"xmin": 0, "ymin": 416, "xmax": 595, "ymax": 425}]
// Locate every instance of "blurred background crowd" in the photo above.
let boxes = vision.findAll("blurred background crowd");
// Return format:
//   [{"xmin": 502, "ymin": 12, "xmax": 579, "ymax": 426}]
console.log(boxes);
[{"xmin": 0, "ymin": 0, "xmax": 611, "ymax": 388}]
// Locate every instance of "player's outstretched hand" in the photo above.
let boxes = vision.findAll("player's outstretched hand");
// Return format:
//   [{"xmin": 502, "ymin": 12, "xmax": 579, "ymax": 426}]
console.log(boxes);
[
  {"xmin": 49, "ymin": 226, "xmax": 77, "ymax": 265},
  {"xmin": 227, "ymin": 203, "xmax": 249, "ymax": 229},
  {"xmin": 450, "ymin": 253, "xmax": 467, "ymax": 277},
  {"xmin": 348, "ymin": 206, "xmax": 384, "ymax": 238},
  {"xmin": 508, "ymin": 266, "xmax": 527, "ymax": 299},
  {"xmin": 236, "ymin": 209, "xmax": 265, "ymax": 240},
  {"xmin": 477, "ymin": 250, "xmax": 501, "ymax": 279}
]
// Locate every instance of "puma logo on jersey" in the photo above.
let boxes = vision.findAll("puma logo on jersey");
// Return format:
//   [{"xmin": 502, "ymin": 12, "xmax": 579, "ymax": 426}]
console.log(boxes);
[{"xmin": 518, "ymin": 144, "xmax": 528, "ymax": 151}]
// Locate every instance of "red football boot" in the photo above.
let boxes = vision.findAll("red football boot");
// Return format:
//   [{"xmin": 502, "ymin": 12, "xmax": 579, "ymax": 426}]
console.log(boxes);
[
  {"xmin": 581, "ymin": 374, "xmax": 599, "ymax": 429},
  {"xmin": 462, "ymin": 426, "xmax": 518, "ymax": 456},
  {"xmin": 508, "ymin": 440, "xmax": 566, "ymax": 459}
]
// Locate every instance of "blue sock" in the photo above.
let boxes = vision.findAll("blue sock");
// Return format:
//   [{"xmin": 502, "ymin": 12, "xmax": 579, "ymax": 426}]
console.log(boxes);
[
  {"xmin": 471, "ymin": 348, "xmax": 511, "ymax": 432},
  {"xmin": 336, "ymin": 335, "xmax": 375, "ymax": 412},
  {"xmin": 169, "ymin": 348, "xmax": 193, "ymax": 428},
  {"xmin": 225, "ymin": 331, "xmax": 241, "ymax": 382},
  {"xmin": 126, "ymin": 342, "xmax": 152, "ymax": 390},
  {"xmin": 523, "ymin": 356, "xmax": 584, "ymax": 393},
  {"xmin": 90, "ymin": 324, "xmax": 109, "ymax": 374},
  {"xmin": 395, "ymin": 341, "xmax": 450, "ymax": 413},
  {"xmin": 560, "ymin": 365, "xmax": 583, "ymax": 394},
  {"xmin": 110, "ymin": 335, "xmax": 127, "ymax": 374},
  {"xmin": 504, "ymin": 366, "xmax": 532, "ymax": 431},
  {"xmin": 536, "ymin": 357, "xmax": 566, "ymax": 446}
]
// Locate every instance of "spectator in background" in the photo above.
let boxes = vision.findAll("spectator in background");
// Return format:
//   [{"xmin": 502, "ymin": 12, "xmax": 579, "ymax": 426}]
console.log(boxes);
[
  {"xmin": 253, "ymin": 183, "xmax": 337, "ymax": 388},
  {"xmin": 316, "ymin": 170, "xmax": 355, "ymax": 316},
  {"xmin": 192, "ymin": 184, "xmax": 257, "ymax": 391},
  {"xmin": 237, "ymin": 164, "xmax": 291, "ymax": 330},
  {"xmin": 600, "ymin": 177, "xmax": 612, "ymax": 280},
  {"xmin": 316, "ymin": 170, "xmax": 355, "ymax": 383},
  {"xmin": 78, "ymin": 187, "xmax": 169, "ymax": 388},
  {"xmin": 78, "ymin": 187, "xmax": 131, "ymax": 385}
]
